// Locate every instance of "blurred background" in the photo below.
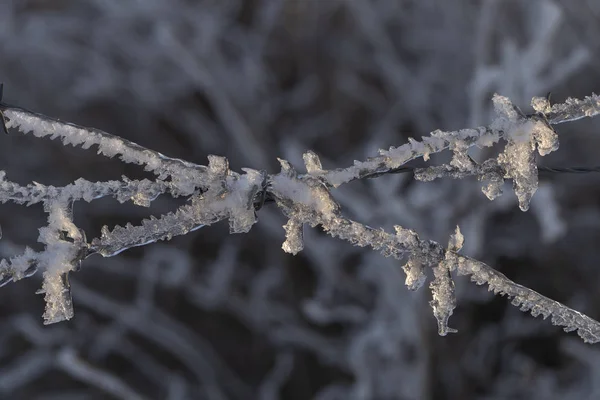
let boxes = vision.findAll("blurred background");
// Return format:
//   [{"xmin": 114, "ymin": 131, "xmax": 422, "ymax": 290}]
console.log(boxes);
[{"xmin": 1, "ymin": 0, "xmax": 600, "ymax": 399}]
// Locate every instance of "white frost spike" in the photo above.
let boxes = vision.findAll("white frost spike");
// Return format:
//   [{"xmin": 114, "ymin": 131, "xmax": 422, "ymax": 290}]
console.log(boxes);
[
  {"xmin": 226, "ymin": 168, "xmax": 264, "ymax": 234},
  {"xmin": 491, "ymin": 93, "xmax": 521, "ymax": 122},
  {"xmin": 39, "ymin": 272, "xmax": 74, "ymax": 324},
  {"xmin": 498, "ymin": 134, "xmax": 537, "ymax": 211},
  {"xmin": 492, "ymin": 94, "xmax": 558, "ymax": 211},
  {"xmin": 532, "ymin": 119, "xmax": 559, "ymax": 156},
  {"xmin": 394, "ymin": 225, "xmax": 425, "ymax": 290},
  {"xmin": 429, "ymin": 227, "xmax": 463, "ymax": 336},
  {"xmin": 448, "ymin": 225, "xmax": 464, "ymax": 252},
  {"xmin": 277, "ymin": 158, "xmax": 296, "ymax": 177},
  {"xmin": 532, "ymin": 96, "xmax": 552, "ymax": 114},
  {"xmin": 430, "ymin": 262, "xmax": 457, "ymax": 336},
  {"xmin": 303, "ymin": 151, "xmax": 323, "ymax": 174},
  {"xmin": 207, "ymin": 154, "xmax": 229, "ymax": 177},
  {"xmin": 34, "ymin": 204, "xmax": 84, "ymax": 324},
  {"xmin": 282, "ymin": 218, "xmax": 304, "ymax": 255},
  {"xmin": 402, "ymin": 256, "xmax": 426, "ymax": 291}
]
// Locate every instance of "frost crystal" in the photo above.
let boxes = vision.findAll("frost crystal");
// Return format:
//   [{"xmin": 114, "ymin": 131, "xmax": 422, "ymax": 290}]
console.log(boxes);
[
  {"xmin": 429, "ymin": 227, "xmax": 463, "ymax": 336},
  {"xmin": 402, "ymin": 256, "xmax": 426, "ymax": 291},
  {"xmin": 282, "ymin": 218, "xmax": 304, "ymax": 255},
  {"xmin": 492, "ymin": 94, "xmax": 559, "ymax": 211},
  {"xmin": 531, "ymin": 96, "xmax": 552, "ymax": 114},
  {"xmin": 413, "ymin": 95, "xmax": 559, "ymax": 211},
  {"xmin": 303, "ymin": 150, "xmax": 323, "ymax": 174}
]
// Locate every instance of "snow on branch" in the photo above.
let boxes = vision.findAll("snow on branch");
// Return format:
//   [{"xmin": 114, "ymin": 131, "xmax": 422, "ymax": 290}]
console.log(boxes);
[{"xmin": 1, "ymin": 94, "xmax": 600, "ymax": 343}]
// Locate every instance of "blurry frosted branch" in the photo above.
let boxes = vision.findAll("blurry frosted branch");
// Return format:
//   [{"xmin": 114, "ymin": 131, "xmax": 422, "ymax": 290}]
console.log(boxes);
[
  {"xmin": 257, "ymin": 352, "xmax": 294, "ymax": 400},
  {"xmin": 74, "ymin": 283, "xmax": 251, "ymax": 400},
  {"xmin": 1, "ymin": 93, "xmax": 600, "ymax": 343},
  {"xmin": 56, "ymin": 347, "xmax": 147, "ymax": 400}
]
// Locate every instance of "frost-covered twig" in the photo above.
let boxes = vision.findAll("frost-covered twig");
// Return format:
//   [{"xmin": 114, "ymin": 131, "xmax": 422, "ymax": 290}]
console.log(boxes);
[
  {"xmin": 56, "ymin": 347, "xmax": 148, "ymax": 400},
  {"xmin": 1, "ymin": 93, "xmax": 600, "ymax": 344}
]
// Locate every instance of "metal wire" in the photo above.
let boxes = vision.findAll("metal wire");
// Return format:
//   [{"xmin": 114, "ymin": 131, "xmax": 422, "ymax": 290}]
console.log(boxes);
[
  {"xmin": 378, "ymin": 165, "xmax": 600, "ymax": 175},
  {"xmin": 1, "ymin": 85, "xmax": 598, "ymax": 204},
  {"xmin": 538, "ymin": 166, "xmax": 600, "ymax": 173}
]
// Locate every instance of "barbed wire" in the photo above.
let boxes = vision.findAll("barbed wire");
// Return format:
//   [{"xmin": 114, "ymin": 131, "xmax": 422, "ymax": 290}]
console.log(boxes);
[
  {"xmin": 373, "ymin": 165, "xmax": 600, "ymax": 177},
  {"xmin": 254, "ymin": 163, "xmax": 600, "ymax": 211}
]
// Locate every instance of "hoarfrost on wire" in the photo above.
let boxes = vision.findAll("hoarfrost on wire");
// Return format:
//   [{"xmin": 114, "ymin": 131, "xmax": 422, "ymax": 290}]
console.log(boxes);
[
  {"xmin": 415, "ymin": 94, "xmax": 559, "ymax": 211},
  {"xmin": 1, "ymin": 93, "xmax": 600, "ymax": 344}
]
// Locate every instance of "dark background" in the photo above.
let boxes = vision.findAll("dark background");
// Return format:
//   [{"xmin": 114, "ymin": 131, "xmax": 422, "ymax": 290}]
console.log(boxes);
[{"xmin": 1, "ymin": 0, "xmax": 600, "ymax": 399}]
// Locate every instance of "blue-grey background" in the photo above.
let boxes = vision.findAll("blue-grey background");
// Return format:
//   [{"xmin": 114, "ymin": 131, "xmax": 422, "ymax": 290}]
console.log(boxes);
[{"xmin": 1, "ymin": 1, "xmax": 600, "ymax": 399}]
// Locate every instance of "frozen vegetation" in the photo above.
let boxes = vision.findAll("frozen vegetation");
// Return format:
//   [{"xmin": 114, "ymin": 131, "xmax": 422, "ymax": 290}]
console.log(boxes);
[
  {"xmin": 2, "ymin": 1, "xmax": 600, "ymax": 399},
  {"xmin": 2, "ymin": 91, "xmax": 600, "ymax": 341}
]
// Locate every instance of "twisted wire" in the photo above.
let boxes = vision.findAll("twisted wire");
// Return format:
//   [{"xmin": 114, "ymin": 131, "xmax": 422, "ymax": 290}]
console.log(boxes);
[{"xmin": 377, "ymin": 165, "xmax": 600, "ymax": 175}]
